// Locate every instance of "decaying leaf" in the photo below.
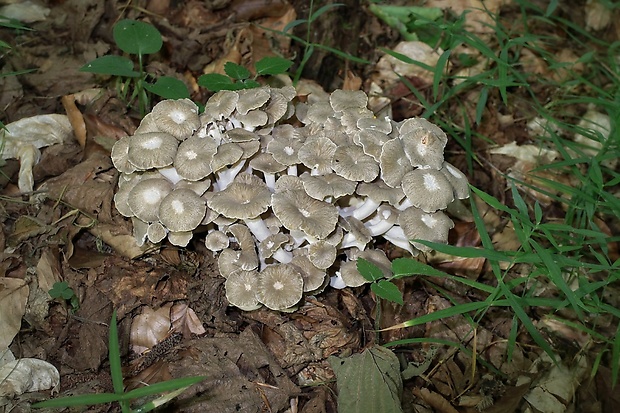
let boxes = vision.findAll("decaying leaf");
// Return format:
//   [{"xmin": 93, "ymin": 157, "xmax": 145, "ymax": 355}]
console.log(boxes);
[
  {"xmin": 0, "ymin": 277, "xmax": 29, "ymax": 350},
  {"xmin": 329, "ymin": 346, "xmax": 403, "ymax": 413},
  {"xmin": 0, "ymin": 358, "xmax": 60, "ymax": 398}
]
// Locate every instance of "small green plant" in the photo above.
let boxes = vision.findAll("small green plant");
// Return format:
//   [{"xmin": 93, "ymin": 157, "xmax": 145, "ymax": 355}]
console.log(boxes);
[
  {"xmin": 79, "ymin": 19, "xmax": 190, "ymax": 116},
  {"xmin": 32, "ymin": 310, "xmax": 205, "ymax": 412},
  {"xmin": 356, "ymin": 258, "xmax": 404, "ymax": 305},
  {"xmin": 48, "ymin": 281, "xmax": 79, "ymax": 313},
  {"xmin": 197, "ymin": 57, "xmax": 293, "ymax": 92}
]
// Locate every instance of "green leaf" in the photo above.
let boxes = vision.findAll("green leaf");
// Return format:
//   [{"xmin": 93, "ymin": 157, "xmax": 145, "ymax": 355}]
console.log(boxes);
[
  {"xmin": 113, "ymin": 19, "xmax": 162, "ymax": 55},
  {"xmin": 32, "ymin": 392, "xmax": 122, "ymax": 408},
  {"xmin": 371, "ymin": 280, "xmax": 404, "ymax": 305},
  {"xmin": 241, "ymin": 79, "xmax": 261, "ymax": 89},
  {"xmin": 108, "ymin": 310, "xmax": 124, "ymax": 395},
  {"xmin": 224, "ymin": 62, "xmax": 251, "ymax": 80},
  {"xmin": 308, "ymin": 3, "xmax": 344, "ymax": 24},
  {"xmin": 80, "ymin": 56, "xmax": 140, "ymax": 77},
  {"xmin": 144, "ymin": 76, "xmax": 190, "ymax": 99},
  {"xmin": 357, "ymin": 258, "xmax": 384, "ymax": 282},
  {"xmin": 255, "ymin": 56, "xmax": 293, "ymax": 76},
  {"xmin": 197, "ymin": 73, "xmax": 243, "ymax": 91},
  {"xmin": 121, "ymin": 376, "xmax": 206, "ymax": 400},
  {"xmin": 329, "ymin": 346, "xmax": 403, "ymax": 413}
]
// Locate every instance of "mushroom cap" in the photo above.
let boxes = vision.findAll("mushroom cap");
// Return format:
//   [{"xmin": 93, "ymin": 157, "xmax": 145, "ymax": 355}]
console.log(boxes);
[
  {"xmin": 151, "ymin": 99, "xmax": 200, "ymax": 140},
  {"xmin": 158, "ymin": 188, "xmax": 207, "ymax": 232},
  {"xmin": 267, "ymin": 125, "xmax": 305, "ymax": 166},
  {"xmin": 357, "ymin": 116, "xmax": 392, "ymax": 134},
  {"xmin": 305, "ymin": 101, "xmax": 334, "ymax": 124},
  {"xmin": 398, "ymin": 207, "xmax": 454, "ymax": 252},
  {"xmin": 329, "ymin": 89, "xmax": 368, "ymax": 112},
  {"xmin": 127, "ymin": 132, "xmax": 179, "ymax": 170},
  {"xmin": 236, "ymin": 87, "xmax": 271, "ymax": 115},
  {"xmin": 111, "ymin": 136, "xmax": 137, "ymax": 174},
  {"xmin": 265, "ymin": 87, "xmax": 294, "ymax": 123},
  {"xmin": 440, "ymin": 161, "xmax": 469, "ymax": 199},
  {"xmin": 218, "ymin": 248, "xmax": 243, "ymax": 278},
  {"xmin": 207, "ymin": 173, "xmax": 271, "ymax": 219},
  {"xmin": 174, "ymin": 136, "xmax": 218, "ymax": 181},
  {"xmin": 210, "ymin": 142, "xmax": 244, "ymax": 172},
  {"xmin": 147, "ymin": 222, "xmax": 167, "ymax": 243},
  {"xmin": 249, "ymin": 152, "xmax": 286, "ymax": 175},
  {"xmin": 259, "ymin": 233, "xmax": 292, "ymax": 259},
  {"xmin": 354, "ymin": 129, "xmax": 392, "ymax": 161},
  {"xmin": 127, "ymin": 178, "xmax": 173, "ymax": 222},
  {"xmin": 225, "ymin": 270, "xmax": 261, "ymax": 311},
  {"xmin": 203, "ymin": 90, "xmax": 239, "ymax": 120},
  {"xmin": 225, "ymin": 128, "xmax": 260, "ymax": 143},
  {"xmin": 400, "ymin": 124, "xmax": 447, "ymax": 169},
  {"xmin": 300, "ymin": 173, "xmax": 357, "ymax": 200},
  {"xmin": 298, "ymin": 136, "xmax": 337, "ymax": 175},
  {"xmin": 236, "ymin": 109, "xmax": 269, "ymax": 129},
  {"xmin": 134, "ymin": 112, "xmax": 160, "ymax": 134},
  {"xmin": 379, "ymin": 138, "xmax": 413, "ymax": 188},
  {"xmin": 338, "ymin": 260, "xmax": 369, "ymax": 287},
  {"xmin": 168, "ymin": 231, "xmax": 193, "ymax": 247},
  {"xmin": 307, "ymin": 240, "xmax": 337, "ymax": 269},
  {"xmin": 356, "ymin": 181, "xmax": 405, "ymax": 206},
  {"xmin": 290, "ymin": 255, "xmax": 326, "ymax": 293},
  {"xmin": 132, "ymin": 217, "xmax": 149, "ymax": 247},
  {"xmin": 331, "ymin": 144, "xmax": 379, "ymax": 183},
  {"xmin": 228, "ymin": 223, "xmax": 259, "ymax": 271},
  {"xmin": 401, "ymin": 168, "xmax": 455, "ymax": 213},
  {"xmin": 205, "ymin": 230, "xmax": 230, "ymax": 252},
  {"xmin": 256, "ymin": 264, "xmax": 304, "ymax": 311},
  {"xmin": 271, "ymin": 189, "xmax": 339, "ymax": 239}
]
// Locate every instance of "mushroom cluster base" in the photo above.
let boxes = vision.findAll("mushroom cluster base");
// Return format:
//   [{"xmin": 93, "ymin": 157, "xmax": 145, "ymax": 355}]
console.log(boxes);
[{"xmin": 111, "ymin": 87, "xmax": 469, "ymax": 311}]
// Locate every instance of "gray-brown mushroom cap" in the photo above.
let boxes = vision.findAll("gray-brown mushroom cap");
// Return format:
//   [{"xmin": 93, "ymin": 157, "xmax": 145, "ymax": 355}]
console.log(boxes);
[
  {"xmin": 400, "ymin": 126, "xmax": 447, "ymax": 170},
  {"xmin": 127, "ymin": 178, "xmax": 173, "ymax": 222},
  {"xmin": 329, "ymin": 89, "xmax": 368, "ymax": 112},
  {"xmin": 401, "ymin": 168, "xmax": 455, "ymax": 213},
  {"xmin": 218, "ymin": 248, "xmax": 243, "ymax": 278},
  {"xmin": 398, "ymin": 206, "xmax": 454, "ymax": 252},
  {"xmin": 259, "ymin": 233, "xmax": 292, "ymax": 259},
  {"xmin": 301, "ymin": 173, "xmax": 357, "ymax": 200},
  {"xmin": 174, "ymin": 136, "xmax": 218, "ymax": 181},
  {"xmin": 151, "ymin": 99, "xmax": 200, "ymax": 140},
  {"xmin": 236, "ymin": 87, "xmax": 270, "ymax": 115},
  {"xmin": 440, "ymin": 161, "xmax": 470, "ymax": 199},
  {"xmin": 210, "ymin": 142, "xmax": 244, "ymax": 173},
  {"xmin": 307, "ymin": 240, "xmax": 337, "ymax": 269},
  {"xmin": 332, "ymin": 144, "xmax": 379, "ymax": 183},
  {"xmin": 147, "ymin": 222, "xmax": 167, "ymax": 243},
  {"xmin": 228, "ymin": 223, "xmax": 259, "ymax": 271},
  {"xmin": 225, "ymin": 270, "xmax": 261, "ymax": 311},
  {"xmin": 271, "ymin": 189, "xmax": 339, "ymax": 239},
  {"xmin": 127, "ymin": 132, "xmax": 179, "ymax": 170},
  {"xmin": 356, "ymin": 181, "xmax": 405, "ymax": 206},
  {"xmin": 290, "ymin": 255, "xmax": 326, "ymax": 293},
  {"xmin": 205, "ymin": 230, "xmax": 229, "ymax": 252},
  {"xmin": 168, "ymin": 231, "xmax": 193, "ymax": 247},
  {"xmin": 298, "ymin": 136, "xmax": 337, "ymax": 175},
  {"xmin": 379, "ymin": 138, "xmax": 413, "ymax": 188},
  {"xmin": 110, "ymin": 136, "xmax": 136, "ymax": 174},
  {"xmin": 203, "ymin": 90, "xmax": 239, "ymax": 120},
  {"xmin": 158, "ymin": 188, "xmax": 207, "ymax": 232},
  {"xmin": 267, "ymin": 125, "xmax": 304, "ymax": 166},
  {"xmin": 208, "ymin": 173, "xmax": 271, "ymax": 219},
  {"xmin": 338, "ymin": 260, "xmax": 369, "ymax": 288},
  {"xmin": 256, "ymin": 264, "xmax": 304, "ymax": 311},
  {"xmin": 354, "ymin": 129, "xmax": 392, "ymax": 161}
]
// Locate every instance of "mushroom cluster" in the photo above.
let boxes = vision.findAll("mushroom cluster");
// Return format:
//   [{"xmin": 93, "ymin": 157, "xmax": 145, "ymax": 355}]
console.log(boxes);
[{"xmin": 111, "ymin": 87, "xmax": 469, "ymax": 311}]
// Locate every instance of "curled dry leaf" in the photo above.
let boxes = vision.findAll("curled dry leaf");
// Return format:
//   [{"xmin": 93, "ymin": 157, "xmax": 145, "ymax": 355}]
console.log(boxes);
[{"xmin": 0, "ymin": 358, "xmax": 60, "ymax": 398}]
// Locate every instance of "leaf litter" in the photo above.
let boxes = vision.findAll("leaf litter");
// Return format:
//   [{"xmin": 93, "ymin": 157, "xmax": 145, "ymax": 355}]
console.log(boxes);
[{"xmin": 0, "ymin": 0, "xmax": 619, "ymax": 412}]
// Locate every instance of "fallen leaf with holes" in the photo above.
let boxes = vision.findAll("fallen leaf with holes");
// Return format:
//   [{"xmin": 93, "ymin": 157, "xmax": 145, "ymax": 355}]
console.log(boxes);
[{"xmin": 0, "ymin": 358, "xmax": 59, "ymax": 398}]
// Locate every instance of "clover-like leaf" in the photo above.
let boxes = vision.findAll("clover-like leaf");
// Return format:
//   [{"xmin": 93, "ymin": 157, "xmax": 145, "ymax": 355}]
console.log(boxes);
[
  {"xmin": 198, "ymin": 73, "xmax": 244, "ymax": 91},
  {"xmin": 357, "ymin": 258, "xmax": 384, "ymax": 282}
]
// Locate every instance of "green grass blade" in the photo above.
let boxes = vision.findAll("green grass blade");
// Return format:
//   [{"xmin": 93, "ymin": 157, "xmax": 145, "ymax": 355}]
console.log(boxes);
[
  {"xmin": 32, "ymin": 393, "xmax": 121, "ymax": 408},
  {"xmin": 108, "ymin": 310, "xmax": 124, "ymax": 394},
  {"xmin": 121, "ymin": 376, "xmax": 206, "ymax": 400}
]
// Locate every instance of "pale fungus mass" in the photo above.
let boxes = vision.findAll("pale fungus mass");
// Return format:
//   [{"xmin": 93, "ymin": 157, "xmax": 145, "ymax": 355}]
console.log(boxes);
[{"xmin": 111, "ymin": 86, "xmax": 469, "ymax": 311}]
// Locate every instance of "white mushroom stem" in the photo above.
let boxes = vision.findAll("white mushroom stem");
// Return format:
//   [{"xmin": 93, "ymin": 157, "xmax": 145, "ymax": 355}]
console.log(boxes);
[
  {"xmin": 263, "ymin": 173, "xmax": 276, "ymax": 191},
  {"xmin": 287, "ymin": 165, "xmax": 298, "ymax": 176},
  {"xmin": 396, "ymin": 197, "xmax": 413, "ymax": 211},
  {"xmin": 215, "ymin": 159, "xmax": 246, "ymax": 190},
  {"xmin": 365, "ymin": 215, "xmax": 395, "ymax": 236},
  {"xmin": 158, "ymin": 166, "xmax": 184, "ymax": 184},
  {"xmin": 340, "ymin": 197, "xmax": 381, "ymax": 220},
  {"xmin": 329, "ymin": 272, "xmax": 347, "ymax": 289},
  {"xmin": 383, "ymin": 225, "xmax": 416, "ymax": 255},
  {"xmin": 244, "ymin": 216, "xmax": 293, "ymax": 263},
  {"xmin": 340, "ymin": 233, "xmax": 368, "ymax": 250}
]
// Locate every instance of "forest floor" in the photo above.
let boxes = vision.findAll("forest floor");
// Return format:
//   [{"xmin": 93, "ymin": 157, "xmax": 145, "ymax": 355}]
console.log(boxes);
[{"xmin": 1, "ymin": 0, "xmax": 619, "ymax": 412}]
